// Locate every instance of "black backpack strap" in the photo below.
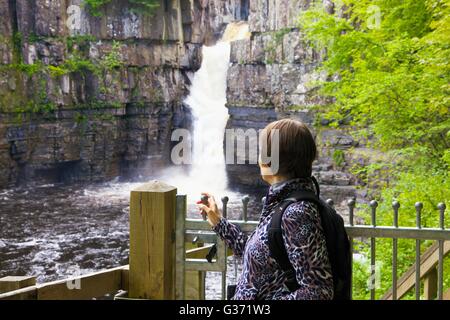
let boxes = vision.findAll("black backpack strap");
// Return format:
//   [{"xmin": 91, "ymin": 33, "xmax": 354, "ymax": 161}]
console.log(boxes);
[
  {"xmin": 311, "ymin": 176, "xmax": 321, "ymax": 198},
  {"xmin": 268, "ymin": 189, "xmax": 320, "ymax": 292}
]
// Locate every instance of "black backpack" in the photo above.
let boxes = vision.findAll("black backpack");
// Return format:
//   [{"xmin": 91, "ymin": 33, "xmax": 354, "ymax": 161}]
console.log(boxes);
[{"xmin": 268, "ymin": 177, "xmax": 352, "ymax": 300}]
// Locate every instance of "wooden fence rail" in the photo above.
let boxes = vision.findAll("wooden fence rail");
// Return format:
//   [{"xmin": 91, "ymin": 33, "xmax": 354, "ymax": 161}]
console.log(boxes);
[
  {"xmin": 0, "ymin": 181, "xmax": 448, "ymax": 300},
  {"xmin": 0, "ymin": 181, "xmax": 206, "ymax": 301}
]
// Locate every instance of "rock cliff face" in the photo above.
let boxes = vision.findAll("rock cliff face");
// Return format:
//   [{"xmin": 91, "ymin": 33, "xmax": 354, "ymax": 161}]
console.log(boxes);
[
  {"xmin": 0, "ymin": 0, "xmax": 247, "ymax": 187},
  {"xmin": 1, "ymin": 0, "xmax": 362, "ymax": 205},
  {"xmin": 225, "ymin": 0, "xmax": 360, "ymax": 204}
]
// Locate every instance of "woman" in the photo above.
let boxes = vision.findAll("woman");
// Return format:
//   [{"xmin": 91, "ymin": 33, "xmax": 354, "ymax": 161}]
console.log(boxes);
[{"xmin": 198, "ymin": 119, "xmax": 334, "ymax": 300}]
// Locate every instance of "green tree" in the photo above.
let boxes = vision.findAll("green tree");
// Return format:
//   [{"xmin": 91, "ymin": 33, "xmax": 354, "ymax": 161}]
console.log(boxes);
[{"xmin": 299, "ymin": 0, "xmax": 450, "ymax": 299}]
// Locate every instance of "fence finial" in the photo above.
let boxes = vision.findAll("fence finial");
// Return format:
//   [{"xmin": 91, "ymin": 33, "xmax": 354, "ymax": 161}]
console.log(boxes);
[
  {"xmin": 370, "ymin": 200, "xmax": 378, "ymax": 226},
  {"xmin": 414, "ymin": 202, "xmax": 423, "ymax": 300},
  {"xmin": 221, "ymin": 196, "xmax": 229, "ymax": 218},
  {"xmin": 391, "ymin": 200, "xmax": 400, "ymax": 300},
  {"xmin": 326, "ymin": 199, "xmax": 334, "ymax": 207},
  {"xmin": 437, "ymin": 202, "xmax": 446, "ymax": 229},
  {"xmin": 392, "ymin": 201, "xmax": 400, "ymax": 210},
  {"xmin": 201, "ymin": 195, "xmax": 209, "ymax": 221},
  {"xmin": 415, "ymin": 202, "xmax": 423, "ymax": 228},
  {"xmin": 347, "ymin": 198, "xmax": 356, "ymax": 207},
  {"xmin": 392, "ymin": 201, "xmax": 400, "ymax": 228},
  {"xmin": 347, "ymin": 198, "xmax": 355, "ymax": 226},
  {"xmin": 437, "ymin": 202, "xmax": 446, "ymax": 211}
]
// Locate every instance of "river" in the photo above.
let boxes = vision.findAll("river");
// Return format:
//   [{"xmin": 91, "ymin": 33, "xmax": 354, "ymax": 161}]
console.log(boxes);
[
  {"xmin": 0, "ymin": 21, "xmax": 258, "ymax": 299},
  {"xmin": 0, "ymin": 180, "xmax": 263, "ymax": 299}
]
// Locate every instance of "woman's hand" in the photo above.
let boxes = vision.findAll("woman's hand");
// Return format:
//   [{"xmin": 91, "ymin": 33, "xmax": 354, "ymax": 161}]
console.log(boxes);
[{"xmin": 197, "ymin": 192, "xmax": 222, "ymax": 227}]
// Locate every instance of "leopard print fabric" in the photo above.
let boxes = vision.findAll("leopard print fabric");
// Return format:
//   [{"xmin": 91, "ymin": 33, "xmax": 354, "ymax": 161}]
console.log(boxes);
[{"xmin": 213, "ymin": 177, "xmax": 334, "ymax": 300}]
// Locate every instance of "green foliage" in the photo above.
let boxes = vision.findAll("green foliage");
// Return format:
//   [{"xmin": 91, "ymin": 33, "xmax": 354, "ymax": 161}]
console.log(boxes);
[
  {"xmin": 4, "ymin": 55, "xmax": 100, "ymax": 79},
  {"xmin": 12, "ymin": 31, "xmax": 23, "ymax": 63},
  {"xmin": 67, "ymin": 35, "xmax": 97, "ymax": 51},
  {"xmin": 63, "ymin": 54, "xmax": 101, "ymax": 75},
  {"xmin": 27, "ymin": 33, "xmax": 45, "ymax": 44},
  {"xmin": 352, "ymin": 171, "xmax": 450, "ymax": 299},
  {"xmin": 48, "ymin": 65, "xmax": 69, "ymax": 78},
  {"xmin": 100, "ymin": 41, "xmax": 123, "ymax": 69},
  {"xmin": 265, "ymin": 57, "xmax": 275, "ymax": 65},
  {"xmin": 273, "ymin": 28, "xmax": 291, "ymax": 43},
  {"xmin": 74, "ymin": 112, "xmax": 88, "ymax": 125},
  {"xmin": 332, "ymin": 149, "xmax": 345, "ymax": 168},
  {"xmin": 128, "ymin": 0, "xmax": 160, "ymax": 15},
  {"xmin": 4, "ymin": 47, "xmax": 123, "ymax": 117},
  {"xmin": 264, "ymin": 28, "xmax": 291, "ymax": 64},
  {"xmin": 13, "ymin": 100, "xmax": 57, "ymax": 124},
  {"xmin": 15, "ymin": 102, "xmax": 53, "ymax": 114},
  {"xmin": 299, "ymin": 0, "xmax": 449, "ymax": 164},
  {"xmin": 84, "ymin": 0, "xmax": 112, "ymax": 17},
  {"xmin": 15, "ymin": 62, "xmax": 43, "ymax": 76},
  {"xmin": 299, "ymin": 0, "xmax": 450, "ymax": 298},
  {"xmin": 12, "ymin": 32, "xmax": 22, "ymax": 51},
  {"xmin": 84, "ymin": 0, "xmax": 160, "ymax": 17}
]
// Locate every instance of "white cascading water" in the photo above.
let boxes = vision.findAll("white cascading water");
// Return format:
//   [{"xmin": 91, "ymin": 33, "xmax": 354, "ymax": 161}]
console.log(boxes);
[
  {"xmin": 81, "ymin": 22, "xmax": 251, "ymax": 203},
  {"xmin": 160, "ymin": 22, "xmax": 251, "ymax": 197}
]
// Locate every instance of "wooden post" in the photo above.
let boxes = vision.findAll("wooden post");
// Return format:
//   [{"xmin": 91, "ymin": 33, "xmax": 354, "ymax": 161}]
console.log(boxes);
[
  {"xmin": 0, "ymin": 276, "xmax": 36, "ymax": 294},
  {"xmin": 424, "ymin": 268, "xmax": 438, "ymax": 300},
  {"xmin": 129, "ymin": 181, "xmax": 177, "ymax": 299},
  {"xmin": 175, "ymin": 195, "xmax": 186, "ymax": 300},
  {"xmin": 185, "ymin": 271, "xmax": 204, "ymax": 300},
  {"xmin": 184, "ymin": 243, "xmax": 209, "ymax": 300}
]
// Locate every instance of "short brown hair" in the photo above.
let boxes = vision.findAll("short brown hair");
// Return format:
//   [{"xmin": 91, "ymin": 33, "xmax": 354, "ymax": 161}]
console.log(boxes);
[{"xmin": 262, "ymin": 119, "xmax": 317, "ymax": 178}]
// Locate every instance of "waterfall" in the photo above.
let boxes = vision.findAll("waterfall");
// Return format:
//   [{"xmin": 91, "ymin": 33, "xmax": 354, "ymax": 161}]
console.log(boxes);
[{"xmin": 160, "ymin": 22, "xmax": 250, "ymax": 197}]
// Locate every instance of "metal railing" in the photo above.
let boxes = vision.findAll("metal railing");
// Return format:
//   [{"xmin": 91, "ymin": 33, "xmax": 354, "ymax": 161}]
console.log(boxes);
[{"xmin": 175, "ymin": 194, "xmax": 449, "ymax": 300}]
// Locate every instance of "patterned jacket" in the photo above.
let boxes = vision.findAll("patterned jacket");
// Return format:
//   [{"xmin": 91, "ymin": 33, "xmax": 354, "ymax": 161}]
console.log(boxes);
[{"xmin": 213, "ymin": 177, "xmax": 334, "ymax": 300}]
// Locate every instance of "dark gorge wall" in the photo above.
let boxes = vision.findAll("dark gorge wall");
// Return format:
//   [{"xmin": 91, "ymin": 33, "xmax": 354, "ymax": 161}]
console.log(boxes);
[{"xmin": 0, "ymin": 0, "xmax": 246, "ymax": 187}]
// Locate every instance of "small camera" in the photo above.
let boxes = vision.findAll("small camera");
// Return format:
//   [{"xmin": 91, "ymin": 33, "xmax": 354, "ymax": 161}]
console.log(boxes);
[{"xmin": 200, "ymin": 195, "xmax": 209, "ymax": 220}]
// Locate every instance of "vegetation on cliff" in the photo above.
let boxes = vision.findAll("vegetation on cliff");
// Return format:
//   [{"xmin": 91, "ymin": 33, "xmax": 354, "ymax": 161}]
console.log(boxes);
[
  {"xmin": 0, "ymin": 35, "xmax": 125, "ymax": 123},
  {"xmin": 299, "ymin": 0, "xmax": 450, "ymax": 299},
  {"xmin": 84, "ymin": 0, "xmax": 160, "ymax": 16}
]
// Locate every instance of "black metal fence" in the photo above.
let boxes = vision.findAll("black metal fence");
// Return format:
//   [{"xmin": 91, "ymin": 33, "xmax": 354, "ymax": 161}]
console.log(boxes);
[{"xmin": 175, "ymin": 195, "xmax": 449, "ymax": 300}]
